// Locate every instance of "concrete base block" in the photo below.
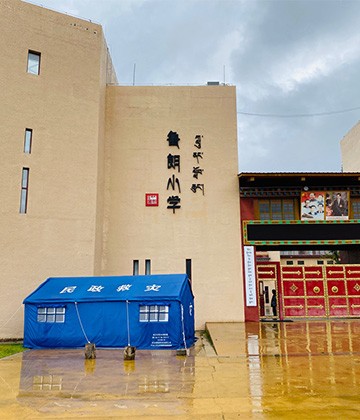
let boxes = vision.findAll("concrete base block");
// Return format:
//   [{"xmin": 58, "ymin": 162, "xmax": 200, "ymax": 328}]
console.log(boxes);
[
  {"xmin": 85, "ymin": 343, "xmax": 96, "ymax": 359},
  {"xmin": 124, "ymin": 346, "xmax": 136, "ymax": 360}
]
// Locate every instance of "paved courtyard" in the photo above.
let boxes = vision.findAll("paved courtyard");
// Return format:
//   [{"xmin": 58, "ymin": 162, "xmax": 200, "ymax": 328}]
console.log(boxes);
[{"xmin": 0, "ymin": 320, "xmax": 360, "ymax": 418}]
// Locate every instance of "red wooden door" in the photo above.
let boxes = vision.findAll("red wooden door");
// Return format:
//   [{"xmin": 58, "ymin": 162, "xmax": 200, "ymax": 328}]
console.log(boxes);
[
  {"xmin": 344, "ymin": 265, "xmax": 360, "ymax": 317},
  {"xmin": 304, "ymin": 266, "xmax": 326, "ymax": 317},
  {"xmin": 325, "ymin": 266, "xmax": 348, "ymax": 317},
  {"xmin": 281, "ymin": 266, "xmax": 306, "ymax": 318},
  {"xmin": 263, "ymin": 264, "xmax": 360, "ymax": 319}
]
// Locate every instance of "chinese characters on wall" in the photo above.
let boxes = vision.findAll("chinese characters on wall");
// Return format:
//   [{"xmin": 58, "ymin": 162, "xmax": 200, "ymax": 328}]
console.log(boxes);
[
  {"xmin": 146, "ymin": 131, "xmax": 206, "ymax": 213},
  {"xmin": 166, "ymin": 131, "xmax": 182, "ymax": 213},
  {"xmin": 244, "ymin": 246, "xmax": 257, "ymax": 306},
  {"xmin": 166, "ymin": 131, "xmax": 205, "ymax": 214}
]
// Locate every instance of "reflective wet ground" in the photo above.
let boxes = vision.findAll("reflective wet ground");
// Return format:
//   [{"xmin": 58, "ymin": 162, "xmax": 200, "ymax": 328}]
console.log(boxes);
[{"xmin": 1, "ymin": 320, "xmax": 360, "ymax": 418}]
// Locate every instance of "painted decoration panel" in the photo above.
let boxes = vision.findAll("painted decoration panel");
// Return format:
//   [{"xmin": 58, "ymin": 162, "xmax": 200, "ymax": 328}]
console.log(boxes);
[
  {"xmin": 305, "ymin": 280, "xmax": 325, "ymax": 297},
  {"xmin": 306, "ymin": 297, "xmax": 326, "ymax": 317},
  {"xmin": 327, "ymin": 280, "xmax": 346, "ymax": 296},
  {"xmin": 328, "ymin": 297, "xmax": 348, "ymax": 317},
  {"xmin": 283, "ymin": 298, "xmax": 306, "ymax": 317},
  {"xmin": 348, "ymin": 297, "xmax": 360, "ymax": 316}
]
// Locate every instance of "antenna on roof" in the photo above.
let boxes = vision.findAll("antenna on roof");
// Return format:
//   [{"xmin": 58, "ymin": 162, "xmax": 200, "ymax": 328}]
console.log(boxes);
[{"xmin": 133, "ymin": 63, "xmax": 136, "ymax": 86}]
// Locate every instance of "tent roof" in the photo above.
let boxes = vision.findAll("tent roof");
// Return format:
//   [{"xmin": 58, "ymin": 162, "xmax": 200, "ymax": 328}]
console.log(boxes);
[{"xmin": 23, "ymin": 274, "xmax": 192, "ymax": 304}]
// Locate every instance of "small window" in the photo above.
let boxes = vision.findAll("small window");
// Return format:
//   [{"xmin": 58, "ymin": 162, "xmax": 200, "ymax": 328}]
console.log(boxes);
[
  {"xmin": 139, "ymin": 305, "xmax": 169, "ymax": 322},
  {"xmin": 351, "ymin": 199, "xmax": 360, "ymax": 219},
  {"xmin": 297, "ymin": 260, "xmax": 304, "ymax": 265},
  {"xmin": 27, "ymin": 50, "xmax": 41, "ymax": 75},
  {"xmin": 37, "ymin": 307, "xmax": 65, "ymax": 323},
  {"xmin": 286, "ymin": 260, "xmax": 294, "ymax": 265},
  {"xmin": 20, "ymin": 168, "xmax": 29, "ymax": 214},
  {"xmin": 24, "ymin": 129, "xmax": 33, "ymax": 154},
  {"xmin": 133, "ymin": 260, "xmax": 139, "ymax": 275},
  {"xmin": 145, "ymin": 259, "xmax": 151, "ymax": 275},
  {"xmin": 317, "ymin": 260, "xmax": 324, "ymax": 265},
  {"xmin": 186, "ymin": 259, "xmax": 192, "ymax": 282},
  {"xmin": 258, "ymin": 199, "xmax": 295, "ymax": 220},
  {"xmin": 327, "ymin": 260, "xmax": 334, "ymax": 265}
]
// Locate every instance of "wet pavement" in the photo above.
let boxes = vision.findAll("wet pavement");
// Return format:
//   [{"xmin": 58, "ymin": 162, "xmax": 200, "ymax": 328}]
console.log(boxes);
[{"xmin": 1, "ymin": 320, "xmax": 360, "ymax": 419}]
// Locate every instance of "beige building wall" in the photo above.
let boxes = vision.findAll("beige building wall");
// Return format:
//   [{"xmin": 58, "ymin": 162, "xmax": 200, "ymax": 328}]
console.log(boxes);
[
  {"xmin": 103, "ymin": 86, "xmax": 244, "ymax": 328},
  {"xmin": 0, "ymin": 0, "xmax": 116, "ymax": 337},
  {"xmin": 341, "ymin": 121, "xmax": 360, "ymax": 171},
  {"xmin": 1, "ymin": 1, "xmax": 243, "ymax": 337}
]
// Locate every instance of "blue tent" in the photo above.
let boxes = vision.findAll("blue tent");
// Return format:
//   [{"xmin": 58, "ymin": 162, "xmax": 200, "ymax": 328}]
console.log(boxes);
[{"xmin": 23, "ymin": 274, "xmax": 195, "ymax": 350}]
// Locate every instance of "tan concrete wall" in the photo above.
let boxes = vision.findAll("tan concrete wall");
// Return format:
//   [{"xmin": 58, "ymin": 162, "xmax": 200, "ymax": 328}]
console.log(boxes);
[
  {"xmin": 0, "ymin": 0, "xmax": 110, "ymax": 337},
  {"xmin": 341, "ymin": 121, "xmax": 360, "ymax": 171},
  {"xmin": 104, "ymin": 86, "xmax": 244, "ymax": 328},
  {"xmin": 1, "ymin": 1, "xmax": 243, "ymax": 336},
  {"xmin": 93, "ymin": 36, "xmax": 118, "ymax": 275}
]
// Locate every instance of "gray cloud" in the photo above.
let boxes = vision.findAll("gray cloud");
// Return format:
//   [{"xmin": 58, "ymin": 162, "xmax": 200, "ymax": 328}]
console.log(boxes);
[{"xmin": 29, "ymin": 0, "xmax": 360, "ymax": 172}]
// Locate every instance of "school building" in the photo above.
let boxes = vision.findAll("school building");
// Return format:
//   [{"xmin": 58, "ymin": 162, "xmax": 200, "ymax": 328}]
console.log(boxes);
[
  {"xmin": 2, "ymin": 0, "xmax": 360, "ymax": 339},
  {"xmin": 0, "ymin": 0, "xmax": 243, "ymax": 338}
]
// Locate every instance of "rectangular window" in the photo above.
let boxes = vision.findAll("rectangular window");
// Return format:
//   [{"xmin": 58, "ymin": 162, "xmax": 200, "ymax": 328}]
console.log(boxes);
[
  {"xmin": 259, "ymin": 201, "xmax": 270, "ymax": 220},
  {"xmin": 186, "ymin": 259, "xmax": 192, "ymax": 282},
  {"xmin": 270, "ymin": 201, "xmax": 282, "ymax": 220},
  {"xmin": 139, "ymin": 305, "xmax": 169, "ymax": 322},
  {"xmin": 327, "ymin": 260, "xmax": 334, "ymax": 264},
  {"xmin": 37, "ymin": 307, "xmax": 65, "ymax": 323},
  {"xmin": 317, "ymin": 260, "xmax": 324, "ymax": 265},
  {"xmin": 24, "ymin": 129, "xmax": 32, "ymax": 154},
  {"xmin": 20, "ymin": 168, "xmax": 29, "ymax": 214},
  {"xmin": 145, "ymin": 259, "xmax": 151, "ymax": 275},
  {"xmin": 133, "ymin": 260, "xmax": 139, "ymax": 275},
  {"xmin": 351, "ymin": 199, "xmax": 360, "ymax": 219},
  {"xmin": 286, "ymin": 260, "xmax": 294, "ymax": 265},
  {"xmin": 27, "ymin": 50, "xmax": 41, "ymax": 75},
  {"xmin": 297, "ymin": 260, "xmax": 304, "ymax": 265},
  {"xmin": 258, "ymin": 199, "xmax": 295, "ymax": 220}
]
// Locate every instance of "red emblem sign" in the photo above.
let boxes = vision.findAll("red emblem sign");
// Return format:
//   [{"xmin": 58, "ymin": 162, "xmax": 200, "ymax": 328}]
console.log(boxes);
[{"xmin": 145, "ymin": 193, "xmax": 159, "ymax": 207}]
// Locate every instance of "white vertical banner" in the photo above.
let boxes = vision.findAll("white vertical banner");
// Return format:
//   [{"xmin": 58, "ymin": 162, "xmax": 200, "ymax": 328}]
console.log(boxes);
[{"xmin": 244, "ymin": 246, "xmax": 257, "ymax": 307}]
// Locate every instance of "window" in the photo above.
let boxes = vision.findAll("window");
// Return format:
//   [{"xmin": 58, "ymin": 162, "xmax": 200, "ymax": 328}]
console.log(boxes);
[
  {"xmin": 351, "ymin": 199, "xmax": 360, "ymax": 219},
  {"xmin": 145, "ymin": 259, "xmax": 151, "ymax": 275},
  {"xmin": 27, "ymin": 50, "xmax": 41, "ymax": 75},
  {"xmin": 286, "ymin": 261, "xmax": 294, "ymax": 265},
  {"xmin": 258, "ymin": 199, "xmax": 295, "ymax": 220},
  {"xmin": 37, "ymin": 307, "xmax": 65, "ymax": 323},
  {"xmin": 327, "ymin": 260, "xmax": 334, "ymax": 264},
  {"xmin": 24, "ymin": 129, "xmax": 32, "ymax": 154},
  {"xmin": 317, "ymin": 260, "xmax": 324, "ymax": 265},
  {"xmin": 186, "ymin": 259, "xmax": 192, "ymax": 282},
  {"xmin": 133, "ymin": 260, "xmax": 139, "ymax": 275},
  {"xmin": 139, "ymin": 305, "xmax": 169, "ymax": 322},
  {"xmin": 297, "ymin": 260, "xmax": 304, "ymax": 265},
  {"xmin": 20, "ymin": 168, "xmax": 29, "ymax": 214}
]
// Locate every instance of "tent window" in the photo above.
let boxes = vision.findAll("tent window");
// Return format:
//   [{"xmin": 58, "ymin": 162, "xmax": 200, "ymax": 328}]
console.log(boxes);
[
  {"xmin": 37, "ymin": 307, "xmax": 65, "ymax": 323},
  {"xmin": 139, "ymin": 305, "xmax": 169, "ymax": 322}
]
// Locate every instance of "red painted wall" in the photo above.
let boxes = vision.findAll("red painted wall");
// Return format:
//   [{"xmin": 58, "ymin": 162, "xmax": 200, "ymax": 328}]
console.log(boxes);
[
  {"xmin": 240, "ymin": 198, "xmax": 259, "ymax": 321},
  {"xmin": 240, "ymin": 198, "xmax": 255, "ymax": 220}
]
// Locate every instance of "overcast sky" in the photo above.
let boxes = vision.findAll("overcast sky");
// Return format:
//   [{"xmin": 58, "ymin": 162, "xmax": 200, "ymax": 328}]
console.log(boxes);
[{"xmin": 28, "ymin": 0, "xmax": 360, "ymax": 172}]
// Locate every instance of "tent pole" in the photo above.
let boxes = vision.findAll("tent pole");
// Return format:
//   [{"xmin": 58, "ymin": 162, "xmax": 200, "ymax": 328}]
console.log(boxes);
[
  {"xmin": 126, "ymin": 300, "xmax": 130, "ymax": 346},
  {"xmin": 74, "ymin": 302, "xmax": 90, "ymax": 344},
  {"xmin": 180, "ymin": 303, "xmax": 187, "ymax": 352}
]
